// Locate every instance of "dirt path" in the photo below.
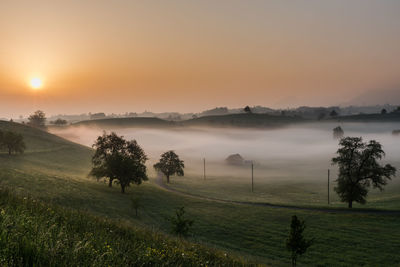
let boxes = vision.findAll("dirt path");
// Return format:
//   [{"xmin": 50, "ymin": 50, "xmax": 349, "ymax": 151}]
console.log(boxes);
[{"xmin": 155, "ymin": 173, "xmax": 400, "ymax": 215}]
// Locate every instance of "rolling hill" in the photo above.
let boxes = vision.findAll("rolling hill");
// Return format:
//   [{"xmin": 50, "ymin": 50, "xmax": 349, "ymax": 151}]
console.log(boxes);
[
  {"xmin": 72, "ymin": 117, "xmax": 175, "ymax": 128},
  {"xmin": 1, "ymin": 120, "xmax": 400, "ymax": 266},
  {"xmin": 0, "ymin": 120, "xmax": 247, "ymax": 266},
  {"xmin": 330, "ymin": 112, "xmax": 400, "ymax": 122},
  {"xmin": 72, "ymin": 113, "xmax": 307, "ymax": 129}
]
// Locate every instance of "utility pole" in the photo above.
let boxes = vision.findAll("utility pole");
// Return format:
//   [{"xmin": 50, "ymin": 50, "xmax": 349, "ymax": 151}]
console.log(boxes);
[
  {"xmin": 328, "ymin": 169, "xmax": 330, "ymax": 205},
  {"xmin": 251, "ymin": 162, "xmax": 254, "ymax": 192},
  {"xmin": 203, "ymin": 158, "xmax": 206, "ymax": 180}
]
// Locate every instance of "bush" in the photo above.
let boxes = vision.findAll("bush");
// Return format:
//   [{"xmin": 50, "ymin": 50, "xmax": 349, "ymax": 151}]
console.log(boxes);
[{"xmin": 169, "ymin": 207, "xmax": 194, "ymax": 238}]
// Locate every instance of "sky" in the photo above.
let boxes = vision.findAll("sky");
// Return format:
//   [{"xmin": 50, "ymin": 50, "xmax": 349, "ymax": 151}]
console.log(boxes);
[{"xmin": 1, "ymin": 0, "xmax": 400, "ymax": 118}]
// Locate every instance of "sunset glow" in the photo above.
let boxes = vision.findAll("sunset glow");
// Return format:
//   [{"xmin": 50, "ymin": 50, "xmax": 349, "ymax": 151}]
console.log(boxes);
[
  {"xmin": 0, "ymin": 0, "xmax": 399, "ymax": 117},
  {"xmin": 30, "ymin": 78, "xmax": 42, "ymax": 90}
]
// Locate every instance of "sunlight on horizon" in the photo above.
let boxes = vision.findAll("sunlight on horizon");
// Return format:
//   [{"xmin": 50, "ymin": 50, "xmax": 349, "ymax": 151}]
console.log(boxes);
[{"xmin": 30, "ymin": 78, "xmax": 43, "ymax": 90}]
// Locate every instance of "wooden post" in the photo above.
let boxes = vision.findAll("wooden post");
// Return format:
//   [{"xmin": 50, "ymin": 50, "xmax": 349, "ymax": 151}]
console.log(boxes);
[
  {"xmin": 328, "ymin": 169, "xmax": 330, "ymax": 205},
  {"xmin": 251, "ymin": 162, "xmax": 254, "ymax": 192},
  {"xmin": 203, "ymin": 158, "xmax": 206, "ymax": 180}
]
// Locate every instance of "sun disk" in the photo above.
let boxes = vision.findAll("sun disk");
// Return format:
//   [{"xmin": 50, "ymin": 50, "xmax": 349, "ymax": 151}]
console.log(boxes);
[{"xmin": 30, "ymin": 78, "xmax": 43, "ymax": 89}]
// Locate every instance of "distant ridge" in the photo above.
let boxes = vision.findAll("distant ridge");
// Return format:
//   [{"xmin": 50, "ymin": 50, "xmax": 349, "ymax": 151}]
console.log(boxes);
[
  {"xmin": 72, "ymin": 113, "xmax": 306, "ymax": 129},
  {"xmin": 68, "ymin": 111, "xmax": 400, "ymax": 129},
  {"xmin": 329, "ymin": 112, "xmax": 400, "ymax": 122},
  {"xmin": 73, "ymin": 117, "xmax": 175, "ymax": 128},
  {"xmin": 184, "ymin": 113, "xmax": 306, "ymax": 128}
]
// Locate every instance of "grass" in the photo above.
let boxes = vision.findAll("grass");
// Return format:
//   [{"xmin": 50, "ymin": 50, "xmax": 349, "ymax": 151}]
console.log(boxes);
[
  {"xmin": 0, "ymin": 188, "xmax": 246, "ymax": 266},
  {"xmin": 1, "ymin": 120, "xmax": 400, "ymax": 266},
  {"xmin": 167, "ymin": 169, "xmax": 400, "ymax": 210}
]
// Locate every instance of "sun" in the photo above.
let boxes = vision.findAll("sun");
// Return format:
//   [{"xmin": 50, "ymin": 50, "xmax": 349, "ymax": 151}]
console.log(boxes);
[{"xmin": 30, "ymin": 78, "xmax": 43, "ymax": 89}]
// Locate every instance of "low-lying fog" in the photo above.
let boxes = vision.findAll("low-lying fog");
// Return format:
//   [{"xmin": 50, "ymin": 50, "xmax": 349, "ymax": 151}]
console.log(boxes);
[{"xmin": 50, "ymin": 122, "xmax": 400, "ymax": 182}]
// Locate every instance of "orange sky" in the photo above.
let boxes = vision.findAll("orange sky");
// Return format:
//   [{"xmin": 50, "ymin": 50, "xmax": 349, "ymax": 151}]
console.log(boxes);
[{"xmin": 1, "ymin": 0, "xmax": 400, "ymax": 118}]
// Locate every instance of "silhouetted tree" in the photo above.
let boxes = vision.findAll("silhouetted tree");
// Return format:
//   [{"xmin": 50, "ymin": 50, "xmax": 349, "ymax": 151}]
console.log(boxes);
[
  {"xmin": 0, "ymin": 130, "xmax": 26, "ymax": 155},
  {"xmin": 90, "ymin": 112, "xmax": 106, "ymax": 120},
  {"xmin": 286, "ymin": 215, "xmax": 313, "ymax": 267},
  {"xmin": 131, "ymin": 193, "xmax": 142, "ymax": 216},
  {"xmin": 154, "ymin": 151, "xmax": 184, "ymax": 183},
  {"xmin": 27, "ymin": 110, "xmax": 46, "ymax": 129},
  {"xmin": 52, "ymin": 119, "xmax": 68, "ymax": 125},
  {"xmin": 244, "ymin": 106, "xmax": 252, "ymax": 114},
  {"xmin": 169, "ymin": 207, "xmax": 194, "ymax": 237},
  {"xmin": 381, "ymin": 109, "xmax": 387, "ymax": 115},
  {"xmin": 333, "ymin": 126, "xmax": 344, "ymax": 139},
  {"xmin": 329, "ymin": 110, "xmax": 338, "ymax": 117},
  {"xmin": 90, "ymin": 132, "xmax": 148, "ymax": 193},
  {"xmin": 317, "ymin": 113, "xmax": 326, "ymax": 120},
  {"xmin": 332, "ymin": 137, "xmax": 396, "ymax": 208}
]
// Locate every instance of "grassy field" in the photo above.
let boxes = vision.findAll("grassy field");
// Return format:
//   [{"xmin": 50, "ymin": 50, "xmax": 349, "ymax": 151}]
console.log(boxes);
[
  {"xmin": 0, "ymin": 188, "xmax": 245, "ymax": 266},
  {"xmin": 167, "ymin": 166, "xmax": 400, "ymax": 210},
  {"xmin": 1, "ymin": 120, "xmax": 400, "ymax": 266}
]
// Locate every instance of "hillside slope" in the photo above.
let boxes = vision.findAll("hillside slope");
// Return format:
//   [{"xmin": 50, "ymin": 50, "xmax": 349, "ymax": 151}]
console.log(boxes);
[
  {"xmin": 72, "ymin": 113, "xmax": 306, "ymax": 129},
  {"xmin": 0, "ymin": 188, "xmax": 244, "ymax": 266},
  {"xmin": 1, "ymin": 120, "xmax": 400, "ymax": 266},
  {"xmin": 330, "ymin": 112, "xmax": 400, "ymax": 122},
  {"xmin": 184, "ymin": 113, "xmax": 306, "ymax": 128},
  {"xmin": 0, "ymin": 121, "xmax": 250, "ymax": 266},
  {"xmin": 73, "ymin": 117, "xmax": 175, "ymax": 129},
  {"xmin": 0, "ymin": 120, "xmax": 92, "ymax": 176}
]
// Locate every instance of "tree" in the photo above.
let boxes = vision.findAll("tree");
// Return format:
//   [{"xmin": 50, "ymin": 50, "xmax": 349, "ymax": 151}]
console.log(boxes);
[
  {"xmin": 27, "ymin": 110, "xmax": 46, "ymax": 129},
  {"xmin": 286, "ymin": 215, "xmax": 313, "ymax": 267},
  {"xmin": 332, "ymin": 137, "xmax": 396, "ymax": 208},
  {"xmin": 131, "ymin": 194, "xmax": 142, "ymax": 217},
  {"xmin": 333, "ymin": 126, "xmax": 344, "ymax": 139},
  {"xmin": 317, "ymin": 113, "xmax": 326, "ymax": 120},
  {"xmin": 0, "ymin": 130, "xmax": 26, "ymax": 155},
  {"xmin": 392, "ymin": 107, "xmax": 400, "ymax": 113},
  {"xmin": 51, "ymin": 119, "xmax": 68, "ymax": 126},
  {"xmin": 244, "ymin": 106, "xmax": 252, "ymax": 114},
  {"xmin": 153, "ymin": 151, "xmax": 184, "ymax": 183},
  {"xmin": 169, "ymin": 207, "xmax": 194, "ymax": 237},
  {"xmin": 90, "ymin": 132, "xmax": 148, "ymax": 193},
  {"xmin": 329, "ymin": 110, "xmax": 338, "ymax": 117}
]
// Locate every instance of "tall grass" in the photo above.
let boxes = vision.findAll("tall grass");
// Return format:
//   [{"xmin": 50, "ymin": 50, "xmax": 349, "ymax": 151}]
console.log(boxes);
[{"xmin": 0, "ymin": 187, "xmax": 249, "ymax": 266}]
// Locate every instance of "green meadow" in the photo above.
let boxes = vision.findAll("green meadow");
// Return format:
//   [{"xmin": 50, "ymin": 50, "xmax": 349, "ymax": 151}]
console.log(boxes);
[{"xmin": 1, "ymin": 120, "xmax": 400, "ymax": 266}]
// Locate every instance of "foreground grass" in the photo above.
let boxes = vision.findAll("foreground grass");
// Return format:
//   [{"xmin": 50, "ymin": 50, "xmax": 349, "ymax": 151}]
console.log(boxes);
[
  {"xmin": 2, "ymin": 164, "xmax": 400, "ymax": 266},
  {"xmin": 0, "ymin": 188, "xmax": 247, "ymax": 266},
  {"xmin": 1, "ymin": 121, "xmax": 400, "ymax": 266}
]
